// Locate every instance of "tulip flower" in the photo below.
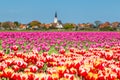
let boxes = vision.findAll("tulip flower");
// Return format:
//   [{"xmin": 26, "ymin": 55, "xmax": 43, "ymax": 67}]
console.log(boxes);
[
  {"xmin": 64, "ymin": 73, "xmax": 74, "ymax": 80},
  {"xmin": 57, "ymin": 66, "xmax": 66, "ymax": 78},
  {"xmin": 15, "ymin": 52, "xmax": 22, "ymax": 57},
  {"xmin": 59, "ymin": 48, "xmax": 65, "ymax": 54},
  {"xmin": 29, "ymin": 65, "xmax": 38, "ymax": 73},
  {"xmin": 69, "ymin": 67, "xmax": 77, "ymax": 74},
  {"xmin": 28, "ymin": 72, "xmax": 35, "ymax": 80},
  {"xmin": 42, "ymin": 52, "xmax": 48, "ymax": 57},
  {"xmin": 107, "ymin": 73, "xmax": 117, "ymax": 80},
  {"xmin": 11, "ymin": 45, "xmax": 18, "ymax": 51},
  {"xmin": 0, "ymin": 32, "xmax": 120, "ymax": 79},
  {"xmin": 12, "ymin": 65, "xmax": 20, "ymax": 72},
  {"xmin": 69, "ymin": 48, "xmax": 75, "ymax": 53},
  {"xmin": 0, "ymin": 71, "xmax": 3, "ymax": 78},
  {"xmin": 36, "ymin": 61, "xmax": 44, "ymax": 68},
  {"xmin": 0, "ymin": 62, "xmax": 7, "ymax": 71},
  {"xmin": 11, "ymin": 73, "xmax": 20, "ymax": 79},
  {"xmin": 104, "ymin": 51, "xmax": 113, "ymax": 60},
  {"xmin": 3, "ymin": 68, "xmax": 14, "ymax": 78},
  {"xmin": 4, "ymin": 59, "xmax": 13, "ymax": 66},
  {"xmin": 98, "ymin": 71, "xmax": 105, "ymax": 80},
  {"xmin": 118, "ymin": 71, "xmax": 120, "ymax": 79},
  {"xmin": 19, "ymin": 73, "xmax": 28, "ymax": 80},
  {"xmin": 0, "ymin": 50, "xmax": 4, "ymax": 56}
]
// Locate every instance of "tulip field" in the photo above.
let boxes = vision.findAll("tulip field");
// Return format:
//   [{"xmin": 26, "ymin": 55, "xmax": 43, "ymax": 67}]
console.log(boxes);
[{"xmin": 0, "ymin": 32, "xmax": 120, "ymax": 80}]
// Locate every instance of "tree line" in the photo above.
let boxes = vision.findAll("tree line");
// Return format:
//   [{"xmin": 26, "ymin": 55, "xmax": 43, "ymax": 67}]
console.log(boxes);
[{"xmin": 0, "ymin": 20, "xmax": 120, "ymax": 31}]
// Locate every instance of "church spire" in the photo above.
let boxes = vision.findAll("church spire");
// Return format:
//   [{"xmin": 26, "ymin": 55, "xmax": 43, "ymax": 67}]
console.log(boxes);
[
  {"xmin": 55, "ymin": 12, "xmax": 57, "ymax": 18},
  {"xmin": 54, "ymin": 11, "xmax": 58, "ymax": 23}
]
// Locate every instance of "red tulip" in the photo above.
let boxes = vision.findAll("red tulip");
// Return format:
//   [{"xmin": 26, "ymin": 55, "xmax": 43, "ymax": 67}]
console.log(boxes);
[
  {"xmin": 78, "ymin": 68, "xmax": 88, "ymax": 77},
  {"xmin": 11, "ymin": 45, "xmax": 18, "ymax": 51},
  {"xmin": 74, "ymin": 62, "xmax": 81, "ymax": 69},
  {"xmin": 0, "ymin": 71, "xmax": 3, "ymax": 78},
  {"xmin": 11, "ymin": 73, "xmax": 20, "ymax": 79},
  {"xmin": 46, "ymin": 55, "xmax": 54, "ymax": 62},
  {"xmin": 22, "ymin": 62, "xmax": 27, "ymax": 68},
  {"xmin": 105, "ymin": 45, "xmax": 110, "ymax": 48},
  {"xmin": 57, "ymin": 66, "xmax": 66, "ymax": 78},
  {"xmin": 19, "ymin": 73, "xmax": 28, "ymax": 80},
  {"xmin": 57, "ymin": 61, "xmax": 65, "ymax": 66},
  {"xmin": 0, "ymin": 62, "xmax": 7, "ymax": 71},
  {"xmin": 98, "ymin": 71, "xmax": 105, "ymax": 80},
  {"xmin": 3, "ymin": 68, "xmax": 14, "ymax": 78},
  {"xmin": 42, "ymin": 52, "xmax": 48, "ymax": 57},
  {"xmin": 41, "ymin": 77, "xmax": 46, "ymax": 80},
  {"xmin": 93, "ymin": 60, "xmax": 104, "ymax": 70},
  {"xmin": 104, "ymin": 52, "xmax": 113, "ymax": 60},
  {"xmin": 29, "ymin": 65, "xmax": 38, "ymax": 73},
  {"xmin": 65, "ymin": 61, "xmax": 73, "ymax": 69},
  {"xmin": 28, "ymin": 73, "xmax": 35, "ymax": 80},
  {"xmin": 69, "ymin": 48, "xmax": 74, "ymax": 53},
  {"xmin": 69, "ymin": 67, "xmax": 77, "ymax": 74},
  {"xmin": 64, "ymin": 73, "xmax": 74, "ymax": 80},
  {"xmin": 76, "ymin": 49, "xmax": 86, "ymax": 55},
  {"xmin": 15, "ymin": 60, "xmax": 27, "ymax": 68},
  {"xmin": 16, "ymin": 52, "xmax": 22, "ymax": 57},
  {"xmin": 12, "ymin": 65, "xmax": 20, "ymax": 72},
  {"xmin": 47, "ymin": 67, "xmax": 57, "ymax": 75},
  {"xmin": 107, "ymin": 73, "xmax": 117, "ymax": 80},
  {"xmin": 46, "ymin": 75, "xmax": 53, "ymax": 80},
  {"xmin": 59, "ymin": 49, "xmax": 65, "ymax": 54},
  {"xmin": 105, "ymin": 49, "xmax": 110, "ymax": 52},
  {"xmin": 36, "ymin": 61, "xmax": 44, "ymax": 68},
  {"xmin": 117, "ymin": 71, "xmax": 120, "ymax": 79},
  {"xmin": 5, "ymin": 59, "xmax": 13, "ymax": 66},
  {"xmin": 0, "ymin": 50, "xmax": 4, "ymax": 56}
]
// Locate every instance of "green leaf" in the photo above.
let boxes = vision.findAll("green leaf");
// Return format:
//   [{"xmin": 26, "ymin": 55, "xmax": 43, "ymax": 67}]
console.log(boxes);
[
  {"xmin": 42, "ymin": 63, "xmax": 47, "ymax": 72},
  {"xmin": 6, "ymin": 49, "xmax": 10, "ymax": 54}
]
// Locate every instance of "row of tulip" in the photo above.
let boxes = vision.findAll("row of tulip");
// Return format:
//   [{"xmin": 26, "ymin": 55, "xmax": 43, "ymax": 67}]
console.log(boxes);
[
  {"xmin": 0, "ymin": 45, "xmax": 120, "ymax": 80},
  {"xmin": 0, "ymin": 32, "xmax": 120, "ymax": 53},
  {"xmin": 0, "ymin": 32, "xmax": 120, "ymax": 80}
]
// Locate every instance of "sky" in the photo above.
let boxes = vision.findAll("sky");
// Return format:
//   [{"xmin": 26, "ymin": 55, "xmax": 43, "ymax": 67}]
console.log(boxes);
[{"xmin": 0, "ymin": 0, "xmax": 120, "ymax": 24}]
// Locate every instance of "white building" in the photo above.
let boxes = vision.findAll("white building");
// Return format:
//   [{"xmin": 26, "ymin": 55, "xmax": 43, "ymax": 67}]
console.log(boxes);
[{"xmin": 53, "ymin": 12, "xmax": 63, "ymax": 28}]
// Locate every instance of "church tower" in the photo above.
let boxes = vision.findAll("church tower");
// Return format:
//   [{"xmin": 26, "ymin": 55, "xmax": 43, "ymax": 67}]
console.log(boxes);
[{"xmin": 54, "ymin": 12, "xmax": 58, "ymax": 23}]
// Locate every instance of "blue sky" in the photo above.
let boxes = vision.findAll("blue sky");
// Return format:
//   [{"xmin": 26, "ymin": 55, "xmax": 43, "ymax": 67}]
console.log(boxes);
[{"xmin": 0, "ymin": 0, "xmax": 120, "ymax": 24}]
